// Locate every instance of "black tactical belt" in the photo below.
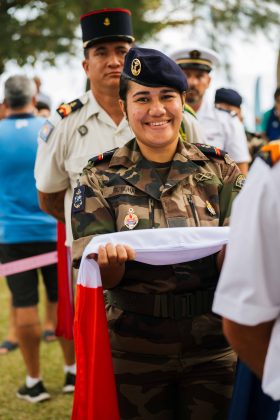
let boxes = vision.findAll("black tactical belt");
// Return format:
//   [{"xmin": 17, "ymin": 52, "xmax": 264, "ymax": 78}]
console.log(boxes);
[{"xmin": 107, "ymin": 288, "xmax": 215, "ymax": 320}]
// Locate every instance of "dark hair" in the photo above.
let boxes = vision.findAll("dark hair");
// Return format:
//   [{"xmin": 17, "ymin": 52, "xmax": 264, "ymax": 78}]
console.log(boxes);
[
  {"xmin": 36, "ymin": 100, "xmax": 50, "ymax": 111},
  {"xmin": 274, "ymin": 87, "xmax": 280, "ymax": 100},
  {"xmin": 119, "ymin": 74, "xmax": 131, "ymax": 101}
]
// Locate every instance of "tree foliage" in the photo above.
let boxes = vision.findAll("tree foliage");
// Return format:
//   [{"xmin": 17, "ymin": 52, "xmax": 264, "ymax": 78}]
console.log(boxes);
[{"xmin": 0, "ymin": 0, "xmax": 279, "ymax": 74}]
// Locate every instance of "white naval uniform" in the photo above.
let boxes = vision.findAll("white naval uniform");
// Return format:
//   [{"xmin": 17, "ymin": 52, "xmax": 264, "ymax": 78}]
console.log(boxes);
[
  {"xmin": 35, "ymin": 90, "xmax": 204, "ymax": 246},
  {"xmin": 212, "ymin": 157, "xmax": 280, "ymax": 402},
  {"xmin": 196, "ymin": 99, "xmax": 251, "ymax": 164}
]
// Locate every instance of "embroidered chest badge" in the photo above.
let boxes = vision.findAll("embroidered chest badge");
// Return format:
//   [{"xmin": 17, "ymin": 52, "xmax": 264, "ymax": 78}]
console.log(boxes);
[{"xmin": 124, "ymin": 208, "xmax": 139, "ymax": 230}]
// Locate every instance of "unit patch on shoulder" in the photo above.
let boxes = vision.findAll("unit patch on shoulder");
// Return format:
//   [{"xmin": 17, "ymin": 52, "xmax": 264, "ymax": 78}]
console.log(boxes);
[
  {"xmin": 195, "ymin": 143, "xmax": 227, "ymax": 159},
  {"xmin": 56, "ymin": 99, "xmax": 84, "ymax": 119},
  {"xmin": 72, "ymin": 185, "xmax": 85, "ymax": 213},
  {"xmin": 89, "ymin": 148, "xmax": 117, "ymax": 165},
  {"xmin": 39, "ymin": 120, "xmax": 54, "ymax": 142},
  {"xmin": 234, "ymin": 174, "xmax": 246, "ymax": 189}
]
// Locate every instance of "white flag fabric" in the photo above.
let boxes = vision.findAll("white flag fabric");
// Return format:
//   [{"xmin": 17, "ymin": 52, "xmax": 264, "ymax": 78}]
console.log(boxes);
[{"xmin": 77, "ymin": 226, "xmax": 230, "ymax": 288}]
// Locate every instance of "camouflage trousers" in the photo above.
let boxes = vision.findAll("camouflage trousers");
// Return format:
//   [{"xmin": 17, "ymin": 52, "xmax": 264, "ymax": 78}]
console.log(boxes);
[{"xmin": 107, "ymin": 305, "xmax": 236, "ymax": 420}]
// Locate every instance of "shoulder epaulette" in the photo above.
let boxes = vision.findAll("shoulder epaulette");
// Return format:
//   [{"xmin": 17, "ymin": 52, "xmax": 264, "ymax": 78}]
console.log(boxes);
[
  {"xmin": 183, "ymin": 103, "xmax": 197, "ymax": 119},
  {"xmin": 215, "ymin": 106, "xmax": 237, "ymax": 118},
  {"xmin": 195, "ymin": 143, "xmax": 227, "ymax": 158},
  {"xmin": 259, "ymin": 140, "xmax": 280, "ymax": 167},
  {"xmin": 39, "ymin": 96, "xmax": 86, "ymax": 142},
  {"xmin": 88, "ymin": 148, "xmax": 117, "ymax": 165},
  {"xmin": 56, "ymin": 98, "xmax": 84, "ymax": 119}
]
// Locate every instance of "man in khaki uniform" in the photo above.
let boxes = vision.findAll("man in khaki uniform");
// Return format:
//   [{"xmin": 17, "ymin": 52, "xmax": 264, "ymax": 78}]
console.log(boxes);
[{"xmin": 35, "ymin": 8, "xmax": 135, "ymax": 245}]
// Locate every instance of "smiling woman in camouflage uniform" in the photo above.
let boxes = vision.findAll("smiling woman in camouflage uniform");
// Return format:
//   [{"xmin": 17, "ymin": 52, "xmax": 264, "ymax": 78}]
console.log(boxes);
[{"xmin": 71, "ymin": 47, "xmax": 244, "ymax": 420}]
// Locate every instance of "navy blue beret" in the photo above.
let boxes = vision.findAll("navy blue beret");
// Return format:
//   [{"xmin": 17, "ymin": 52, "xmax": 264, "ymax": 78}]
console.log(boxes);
[
  {"xmin": 122, "ymin": 47, "xmax": 188, "ymax": 92},
  {"xmin": 215, "ymin": 88, "xmax": 242, "ymax": 107}
]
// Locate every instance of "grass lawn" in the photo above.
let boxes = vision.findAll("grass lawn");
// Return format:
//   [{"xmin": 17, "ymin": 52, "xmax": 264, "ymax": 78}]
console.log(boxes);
[{"xmin": 0, "ymin": 277, "xmax": 73, "ymax": 419}]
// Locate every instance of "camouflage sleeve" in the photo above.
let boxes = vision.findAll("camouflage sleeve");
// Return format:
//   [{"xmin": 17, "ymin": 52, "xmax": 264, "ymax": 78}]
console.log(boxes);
[
  {"xmin": 71, "ymin": 167, "xmax": 115, "ymax": 267},
  {"xmin": 218, "ymin": 157, "xmax": 244, "ymax": 226}
]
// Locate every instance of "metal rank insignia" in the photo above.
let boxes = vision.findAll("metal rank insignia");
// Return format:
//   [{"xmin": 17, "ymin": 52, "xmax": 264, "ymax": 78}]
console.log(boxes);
[
  {"xmin": 205, "ymin": 200, "xmax": 216, "ymax": 216},
  {"xmin": 124, "ymin": 208, "xmax": 139, "ymax": 230},
  {"xmin": 194, "ymin": 172, "xmax": 213, "ymax": 183}
]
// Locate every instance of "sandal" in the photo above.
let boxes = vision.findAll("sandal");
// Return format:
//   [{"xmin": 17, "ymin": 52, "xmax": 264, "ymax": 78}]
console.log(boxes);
[
  {"xmin": 42, "ymin": 330, "xmax": 57, "ymax": 343},
  {"xmin": 0, "ymin": 340, "xmax": 19, "ymax": 355}
]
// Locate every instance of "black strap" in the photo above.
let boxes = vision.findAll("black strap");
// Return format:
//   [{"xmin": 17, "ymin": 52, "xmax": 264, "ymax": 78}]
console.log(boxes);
[{"xmin": 107, "ymin": 289, "xmax": 215, "ymax": 320}]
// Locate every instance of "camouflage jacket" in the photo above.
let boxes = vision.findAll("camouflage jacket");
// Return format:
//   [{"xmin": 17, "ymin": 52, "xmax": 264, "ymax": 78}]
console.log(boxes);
[{"xmin": 72, "ymin": 138, "xmax": 242, "ymax": 294}]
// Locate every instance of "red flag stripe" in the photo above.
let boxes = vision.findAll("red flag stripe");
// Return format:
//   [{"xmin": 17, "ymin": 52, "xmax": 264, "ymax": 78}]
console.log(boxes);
[{"xmin": 72, "ymin": 284, "xmax": 120, "ymax": 420}]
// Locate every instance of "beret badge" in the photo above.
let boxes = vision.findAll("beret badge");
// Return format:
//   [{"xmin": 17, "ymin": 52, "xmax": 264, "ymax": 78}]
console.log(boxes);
[
  {"xmin": 103, "ymin": 17, "xmax": 110, "ymax": 26},
  {"xmin": 131, "ymin": 58, "xmax": 141, "ymax": 76}
]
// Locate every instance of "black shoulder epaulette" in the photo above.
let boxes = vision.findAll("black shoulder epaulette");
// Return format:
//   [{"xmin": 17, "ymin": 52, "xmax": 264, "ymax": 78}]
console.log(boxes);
[
  {"xmin": 195, "ymin": 143, "xmax": 227, "ymax": 159},
  {"xmin": 88, "ymin": 148, "xmax": 117, "ymax": 165},
  {"xmin": 56, "ymin": 98, "xmax": 84, "ymax": 119},
  {"xmin": 215, "ymin": 106, "xmax": 237, "ymax": 117},
  {"xmin": 258, "ymin": 141, "xmax": 280, "ymax": 167}
]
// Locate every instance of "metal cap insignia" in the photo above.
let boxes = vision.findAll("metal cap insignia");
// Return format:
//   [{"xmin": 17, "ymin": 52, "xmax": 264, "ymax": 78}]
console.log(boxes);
[{"xmin": 131, "ymin": 58, "xmax": 141, "ymax": 76}]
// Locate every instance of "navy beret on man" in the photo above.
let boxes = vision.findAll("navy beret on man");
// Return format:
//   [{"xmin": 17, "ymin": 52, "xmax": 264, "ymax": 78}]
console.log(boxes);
[
  {"xmin": 80, "ymin": 8, "xmax": 134, "ymax": 48},
  {"xmin": 215, "ymin": 88, "xmax": 242, "ymax": 108},
  {"xmin": 122, "ymin": 47, "xmax": 188, "ymax": 93}
]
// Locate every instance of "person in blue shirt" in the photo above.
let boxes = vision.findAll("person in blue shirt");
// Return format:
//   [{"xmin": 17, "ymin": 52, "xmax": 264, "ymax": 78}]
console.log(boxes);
[
  {"xmin": 261, "ymin": 87, "xmax": 280, "ymax": 142},
  {"xmin": 0, "ymin": 75, "xmax": 75, "ymax": 402}
]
